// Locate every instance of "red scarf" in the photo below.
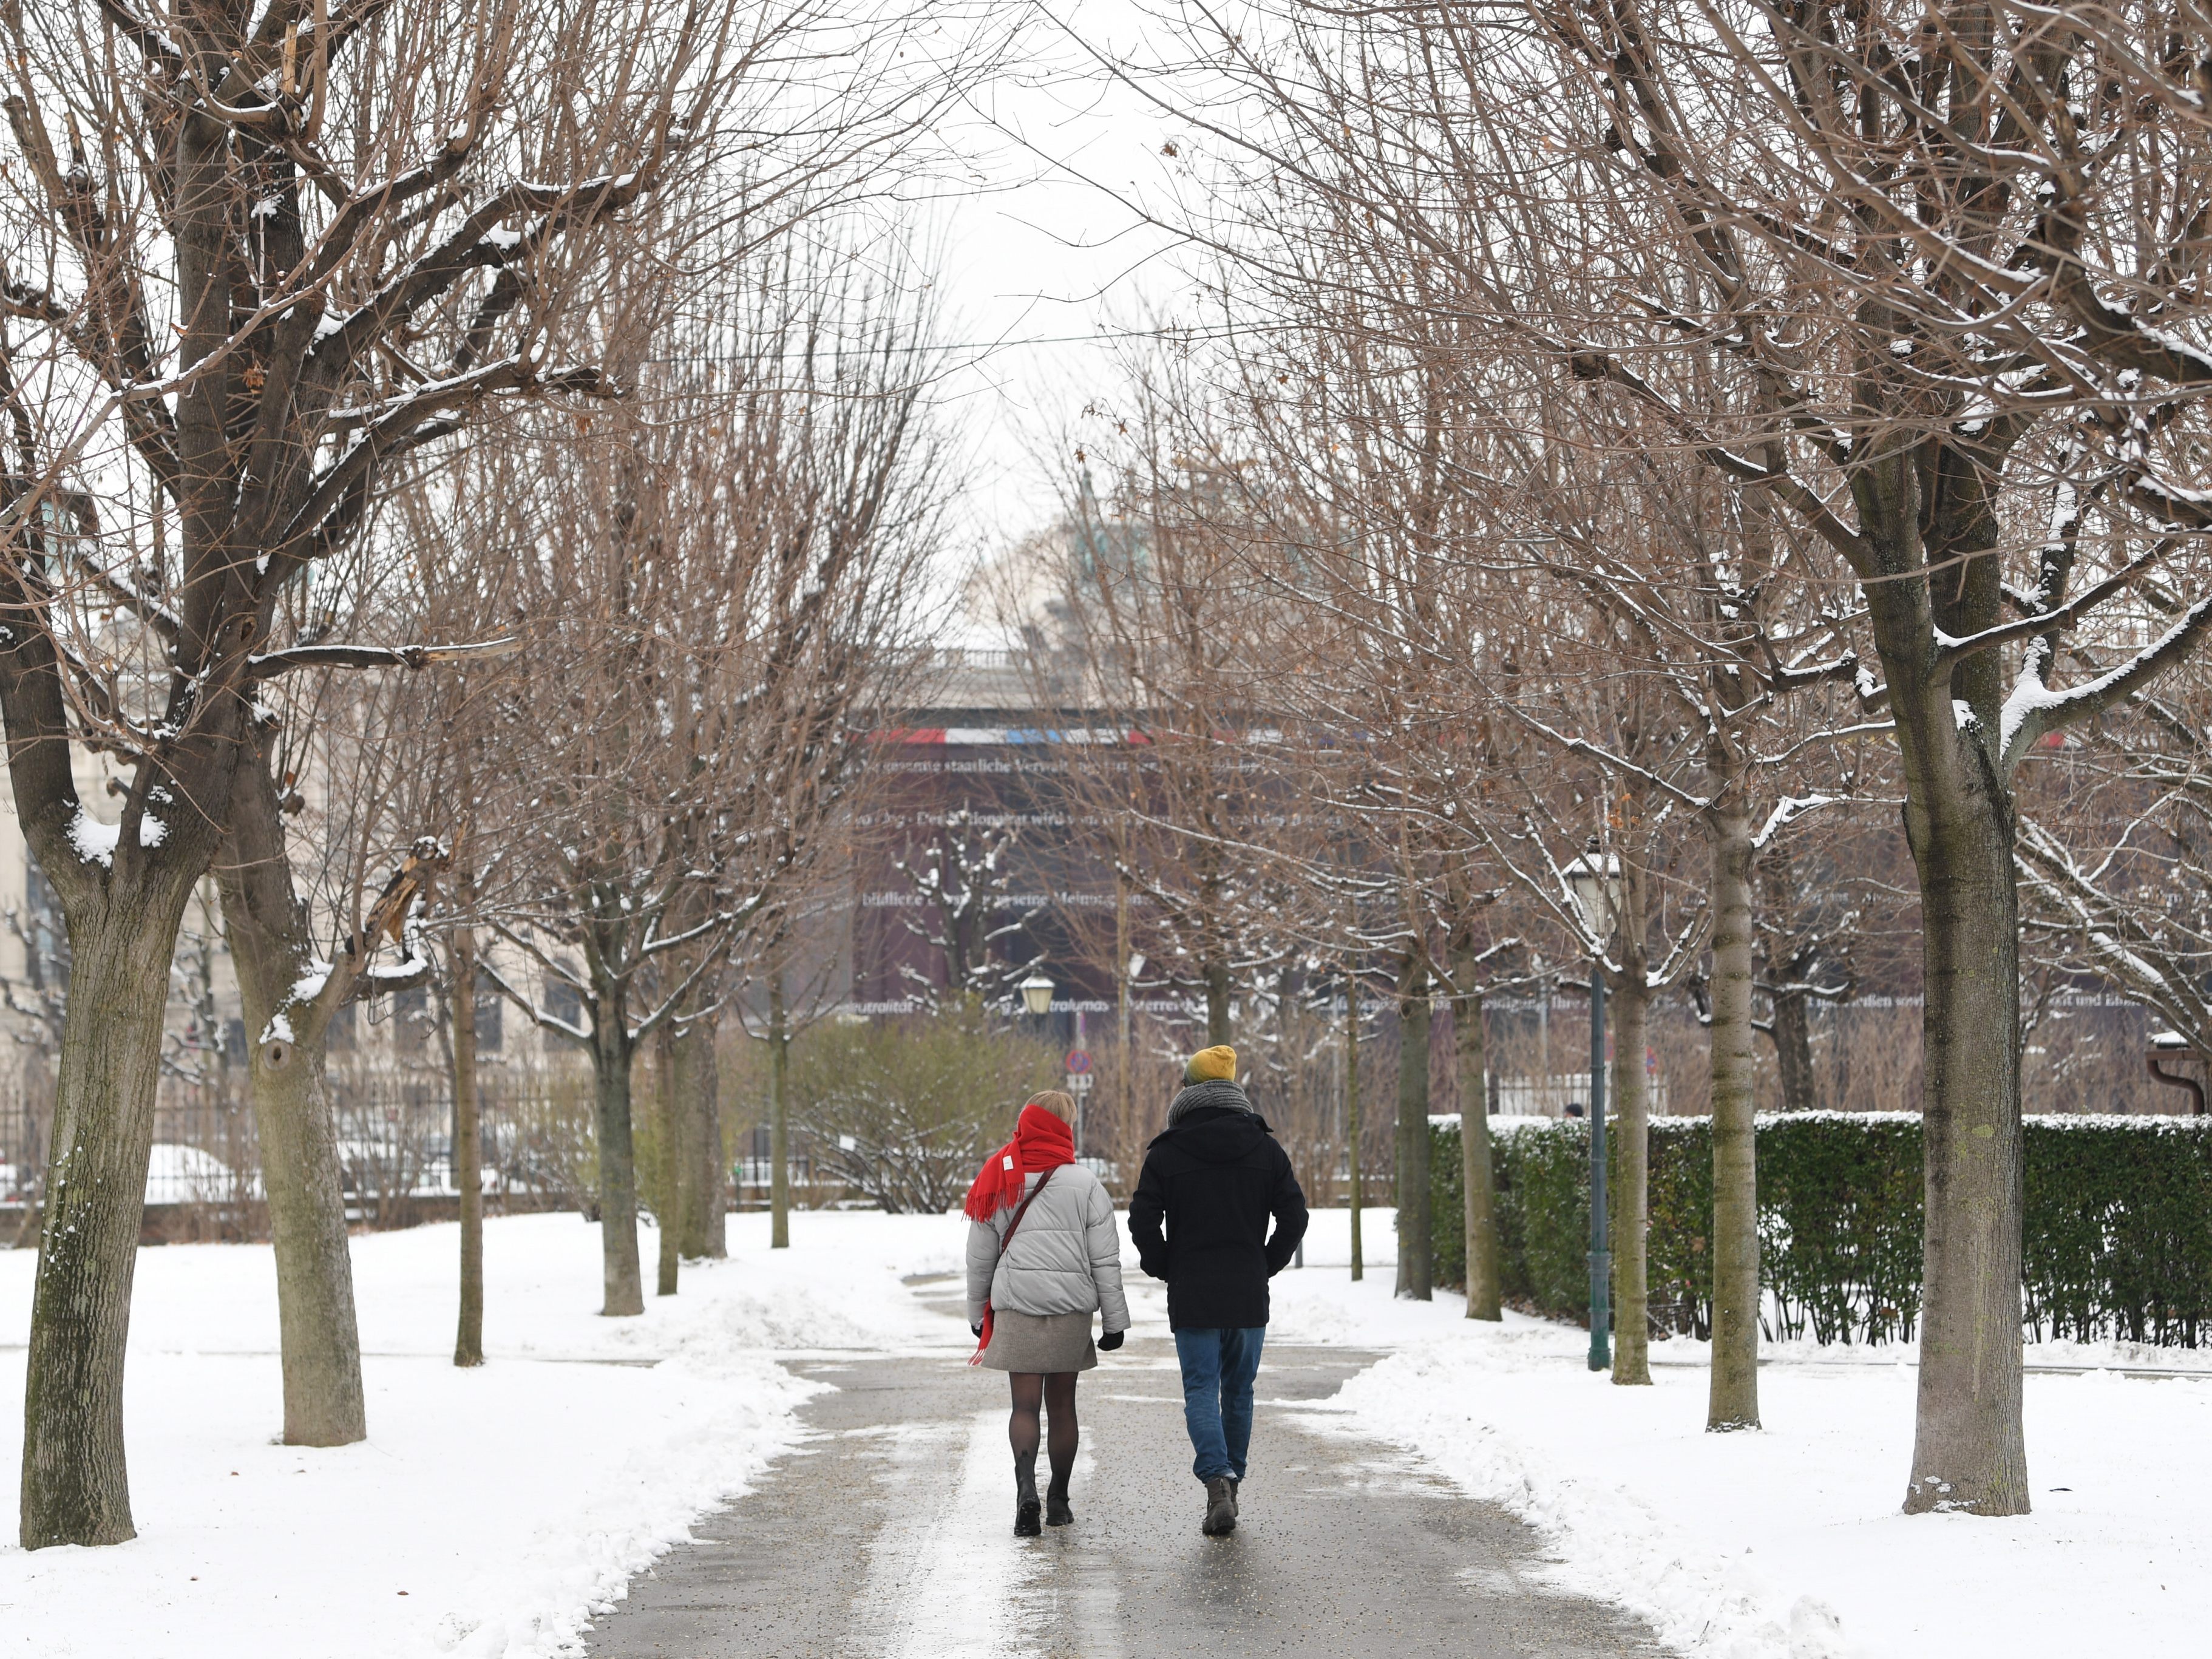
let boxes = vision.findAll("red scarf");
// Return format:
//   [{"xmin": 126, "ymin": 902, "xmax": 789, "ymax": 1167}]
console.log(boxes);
[
  {"xmin": 964, "ymin": 1104, "xmax": 1076, "ymax": 1362},
  {"xmin": 963, "ymin": 1103, "xmax": 1076, "ymax": 1223}
]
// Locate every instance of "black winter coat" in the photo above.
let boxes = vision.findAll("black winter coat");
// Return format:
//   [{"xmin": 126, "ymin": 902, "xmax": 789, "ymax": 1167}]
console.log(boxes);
[{"xmin": 1127, "ymin": 1103, "xmax": 1309, "ymax": 1331}]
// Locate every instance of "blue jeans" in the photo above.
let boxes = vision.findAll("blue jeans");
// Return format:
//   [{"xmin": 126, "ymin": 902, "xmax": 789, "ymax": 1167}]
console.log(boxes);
[{"xmin": 1173, "ymin": 1326, "xmax": 1266, "ymax": 1482}]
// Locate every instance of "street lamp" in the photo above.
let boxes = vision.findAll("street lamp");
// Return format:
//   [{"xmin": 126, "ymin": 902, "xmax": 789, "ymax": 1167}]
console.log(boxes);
[
  {"xmin": 1018, "ymin": 972, "xmax": 1056, "ymax": 1019},
  {"xmin": 1563, "ymin": 837, "xmax": 1621, "ymax": 1374}
]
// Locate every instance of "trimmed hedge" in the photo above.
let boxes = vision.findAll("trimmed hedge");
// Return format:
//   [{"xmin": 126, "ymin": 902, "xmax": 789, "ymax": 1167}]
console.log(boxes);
[{"xmin": 1430, "ymin": 1112, "xmax": 2212, "ymax": 1347}]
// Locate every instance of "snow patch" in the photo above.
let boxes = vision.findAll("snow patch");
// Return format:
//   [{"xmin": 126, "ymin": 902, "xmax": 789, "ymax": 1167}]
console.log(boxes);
[
  {"xmin": 0, "ymin": 1212, "xmax": 955, "ymax": 1659},
  {"xmin": 67, "ymin": 808, "xmax": 120, "ymax": 866},
  {"xmin": 1266, "ymin": 1209, "xmax": 2212, "ymax": 1659},
  {"xmin": 64, "ymin": 809, "xmax": 165, "ymax": 866}
]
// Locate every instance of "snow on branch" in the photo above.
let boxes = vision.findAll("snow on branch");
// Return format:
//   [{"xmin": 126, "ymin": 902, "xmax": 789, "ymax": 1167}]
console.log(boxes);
[
  {"xmin": 1935, "ymin": 537, "xmax": 2182, "ymax": 671},
  {"xmin": 1751, "ymin": 794, "xmax": 1841, "ymax": 851},
  {"xmin": 475, "ymin": 952, "xmax": 591, "ymax": 1045},
  {"xmin": 2000, "ymin": 588, "xmax": 2212, "ymax": 772},
  {"xmin": 247, "ymin": 636, "xmax": 520, "ymax": 680}
]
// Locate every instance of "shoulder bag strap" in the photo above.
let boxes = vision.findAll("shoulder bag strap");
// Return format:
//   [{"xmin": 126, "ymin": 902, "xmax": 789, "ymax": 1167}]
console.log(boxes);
[{"xmin": 997, "ymin": 1165, "xmax": 1057, "ymax": 1257}]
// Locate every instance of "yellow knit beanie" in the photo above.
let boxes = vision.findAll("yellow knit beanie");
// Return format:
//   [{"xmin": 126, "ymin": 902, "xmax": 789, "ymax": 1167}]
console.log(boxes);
[{"xmin": 1184, "ymin": 1045, "xmax": 1238, "ymax": 1084}]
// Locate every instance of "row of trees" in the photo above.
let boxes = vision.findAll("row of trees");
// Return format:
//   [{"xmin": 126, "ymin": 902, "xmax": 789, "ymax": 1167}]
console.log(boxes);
[
  {"xmin": 0, "ymin": 0, "xmax": 985, "ymax": 1548},
  {"xmin": 991, "ymin": 0, "xmax": 2212, "ymax": 1522}
]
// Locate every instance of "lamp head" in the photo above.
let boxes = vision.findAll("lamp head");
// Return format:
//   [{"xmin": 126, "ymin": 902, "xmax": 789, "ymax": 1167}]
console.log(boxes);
[
  {"xmin": 1018, "ymin": 972, "xmax": 1056, "ymax": 1017},
  {"xmin": 1564, "ymin": 836, "xmax": 1621, "ymax": 937}
]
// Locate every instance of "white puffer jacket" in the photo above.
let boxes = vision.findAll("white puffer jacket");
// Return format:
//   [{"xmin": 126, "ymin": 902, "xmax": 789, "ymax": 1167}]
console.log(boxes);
[{"xmin": 965, "ymin": 1163, "xmax": 1130, "ymax": 1334}]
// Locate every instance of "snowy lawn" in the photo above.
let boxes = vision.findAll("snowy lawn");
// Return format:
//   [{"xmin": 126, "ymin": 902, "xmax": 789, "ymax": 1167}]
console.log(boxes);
[
  {"xmin": 4, "ymin": 1206, "xmax": 2205, "ymax": 1658},
  {"xmin": 1269, "ymin": 1208, "xmax": 2212, "ymax": 1659},
  {"xmin": 0, "ymin": 1210, "xmax": 966, "ymax": 1658}
]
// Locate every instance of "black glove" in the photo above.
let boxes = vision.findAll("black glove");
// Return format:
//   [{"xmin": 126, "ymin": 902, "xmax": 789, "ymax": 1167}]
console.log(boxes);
[
  {"xmin": 971, "ymin": 1323, "xmax": 983, "ymax": 1338},
  {"xmin": 1099, "ymin": 1329, "xmax": 1124, "ymax": 1351}
]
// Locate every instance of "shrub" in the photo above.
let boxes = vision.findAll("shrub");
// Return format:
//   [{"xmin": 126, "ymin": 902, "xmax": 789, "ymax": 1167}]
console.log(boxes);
[
  {"xmin": 789, "ymin": 1002, "xmax": 1062, "ymax": 1212},
  {"xmin": 1431, "ymin": 1111, "xmax": 2212, "ymax": 1348}
]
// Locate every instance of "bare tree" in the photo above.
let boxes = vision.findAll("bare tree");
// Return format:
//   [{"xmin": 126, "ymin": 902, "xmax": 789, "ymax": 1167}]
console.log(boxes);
[
  {"xmin": 484, "ymin": 253, "xmax": 946, "ymax": 1315},
  {"xmin": 0, "ymin": 0, "xmax": 792, "ymax": 1545},
  {"xmin": 1021, "ymin": 436, "xmax": 1296, "ymax": 1050},
  {"xmin": 893, "ymin": 806, "xmax": 1045, "ymax": 1009},
  {"xmin": 1121, "ymin": 0, "xmax": 2212, "ymax": 1515}
]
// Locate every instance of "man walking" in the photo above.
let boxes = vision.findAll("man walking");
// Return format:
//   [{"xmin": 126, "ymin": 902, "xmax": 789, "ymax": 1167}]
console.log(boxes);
[{"xmin": 1128, "ymin": 1044, "xmax": 1309, "ymax": 1536}]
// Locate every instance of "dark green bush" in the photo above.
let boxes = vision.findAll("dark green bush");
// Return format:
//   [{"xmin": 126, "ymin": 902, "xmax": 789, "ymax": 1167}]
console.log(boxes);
[{"xmin": 1431, "ymin": 1112, "xmax": 2212, "ymax": 1347}]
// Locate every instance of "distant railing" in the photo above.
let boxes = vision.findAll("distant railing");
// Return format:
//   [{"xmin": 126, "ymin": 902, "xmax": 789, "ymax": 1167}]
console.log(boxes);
[
  {"xmin": 923, "ymin": 645, "xmax": 1018, "ymax": 672},
  {"xmin": 0, "ymin": 1065, "xmax": 597, "ymax": 1242}
]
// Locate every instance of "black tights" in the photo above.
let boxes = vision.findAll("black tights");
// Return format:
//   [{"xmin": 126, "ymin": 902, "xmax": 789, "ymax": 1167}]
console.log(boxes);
[{"xmin": 1009, "ymin": 1372, "xmax": 1079, "ymax": 1496}]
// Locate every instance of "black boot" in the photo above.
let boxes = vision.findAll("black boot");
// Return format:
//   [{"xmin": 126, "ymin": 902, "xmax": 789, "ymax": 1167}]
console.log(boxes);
[
  {"xmin": 1045, "ymin": 1477, "xmax": 1073, "ymax": 1528},
  {"xmin": 1014, "ymin": 1456, "xmax": 1042, "ymax": 1538},
  {"xmin": 1227, "ymin": 1477, "xmax": 1240, "ymax": 1518},
  {"xmin": 1201, "ymin": 1476, "xmax": 1237, "ymax": 1536}
]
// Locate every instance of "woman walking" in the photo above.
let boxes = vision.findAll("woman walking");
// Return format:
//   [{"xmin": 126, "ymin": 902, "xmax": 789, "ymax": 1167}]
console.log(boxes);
[{"xmin": 965, "ymin": 1090, "xmax": 1130, "ymax": 1536}]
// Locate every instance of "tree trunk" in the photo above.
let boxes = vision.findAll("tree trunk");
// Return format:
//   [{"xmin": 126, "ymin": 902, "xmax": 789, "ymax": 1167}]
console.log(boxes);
[
  {"xmin": 1453, "ymin": 972, "xmax": 1500, "ymax": 1320},
  {"xmin": 592, "ymin": 1010, "xmax": 645, "ymax": 1316},
  {"xmin": 769, "ymin": 973, "xmax": 790, "ymax": 1250},
  {"xmin": 1706, "ymin": 804, "xmax": 1760, "ymax": 1429},
  {"xmin": 1117, "ymin": 879, "xmax": 1134, "ymax": 1172},
  {"xmin": 1346, "ymin": 968, "xmax": 1362, "ymax": 1282},
  {"xmin": 1394, "ymin": 960, "xmax": 1431, "ymax": 1301},
  {"xmin": 18, "ymin": 905, "xmax": 191, "ymax": 1545},
  {"xmin": 237, "ymin": 1027, "xmax": 367, "ymax": 1441},
  {"xmin": 675, "ymin": 1017, "xmax": 724, "ymax": 1259},
  {"xmin": 450, "ymin": 928, "xmax": 484, "ymax": 1368},
  {"xmin": 1759, "ymin": 816, "xmax": 1822, "ymax": 1116},
  {"xmin": 654, "ymin": 1025, "xmax": 679, "ymax": 1297},
  {"xmin": 216, "ymin": 768, "xmax": 366, "ymax": 1448},
  {"xmin": 1771, "ymin": 989, "xmax": 1818, "ymax": 1114},
  {"xmin": 1845, "ymin": 446, "xmax": 2029, "ymax": 1515},
  {"xmin": 1204, "ymin": 957, "xmax": 1232, "ymax": 1046},
  {"xmin": 1898, "ymin": 738, "xmax": 2027, "ymax": 1514},
  {"xmin": 1608, "ymin": 956, "xmax": 1652, "ymax": 1385}
]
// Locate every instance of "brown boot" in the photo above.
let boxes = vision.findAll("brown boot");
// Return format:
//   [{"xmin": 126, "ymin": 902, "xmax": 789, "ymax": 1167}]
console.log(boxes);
[{"xmin": 1201, "ymin": 1476, "xmax": 1237, "ymax": 1536}]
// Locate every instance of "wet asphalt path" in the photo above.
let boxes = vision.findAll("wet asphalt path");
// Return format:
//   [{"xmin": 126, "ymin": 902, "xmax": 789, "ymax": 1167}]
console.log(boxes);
[{"xmin": 585, "ymin": 1277, "xmax": 1663, "ymax": 1659}]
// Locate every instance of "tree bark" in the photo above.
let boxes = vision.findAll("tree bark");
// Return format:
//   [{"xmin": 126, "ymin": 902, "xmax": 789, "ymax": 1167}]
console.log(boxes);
[
  {"xmin": 591, "ymin": 1006, "xmax": 645, "ymax": 1316},
  {"xmin": 769, "ymin": 973, "xmax": 790, "ymax": 1250},
  {"xmin": 1897, "ymin": 725, "xmax": 2028, "ymax": 1513},
  {"xmin": 1393, "ymin": 958, "xmax": 1432, "ymax": 1301},
  {"xmin": 1346, "ymin": 968, "xmax": 1362, "ymax": 1282},
  {"xmin": 215, "ymin": 761, "xmax": 366, "ymax": 1448},
  {"xmin": 1204, "ymin": 957, "xmax": 1232, "ymax": 1046},
  {"xmin": 675, "ymin": 1017, "xmax": 724, "ymax": 1259},
  {"xmin": 654, "ymin": 1025, "xmax": 680, "ymax": 1297},
  {"xmin": 1771, "ymin": 989, "xmax": 1818, "ymax": 1114},
  {"xmin": 1607, "ymin": 954, "xmax": 1652, "ymax": 1385},
  {"xmin": 1453, "ymin": 972, "xmax": 1500, "ymax": 1320},
  {"xmin": 1706, "ymin": 804, "xmax": 1760, "ymax": 1428},
  {"xmin": 18, "ymin": 900, "xmax": 194, "ymax": 1547},
  {"xmin": 1117, "ymin": 878, "xmax": 1135, "ymax": 1173},
  {"xmin": 450, "ymin": 927, "xmax": 484, "ymax": 1368}
]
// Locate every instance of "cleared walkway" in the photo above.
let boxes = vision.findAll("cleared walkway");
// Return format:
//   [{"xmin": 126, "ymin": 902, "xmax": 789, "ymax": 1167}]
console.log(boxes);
[{"xmin": 586, "ymin": 1278, "xmax": 1663, "ymax": 1658}]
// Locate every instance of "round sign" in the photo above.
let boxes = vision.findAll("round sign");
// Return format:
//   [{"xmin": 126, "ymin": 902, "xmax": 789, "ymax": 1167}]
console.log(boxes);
[{"xmin": 1064, "ymin": 1050, "xmax": 1093, "ymax": 1075}]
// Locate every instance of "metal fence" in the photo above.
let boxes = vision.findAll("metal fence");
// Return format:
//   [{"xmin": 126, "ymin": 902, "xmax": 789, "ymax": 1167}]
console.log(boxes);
[{"xmin": 1, "ymin": 1060, "xmax": 597, "ymax": 1243}]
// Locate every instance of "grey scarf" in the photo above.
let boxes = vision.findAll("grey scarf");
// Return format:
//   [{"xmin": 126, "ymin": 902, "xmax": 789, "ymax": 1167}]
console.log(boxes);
[{"xmin": 1167, "ymin": 1077, "xmax": 1256, "ymax": 1127}]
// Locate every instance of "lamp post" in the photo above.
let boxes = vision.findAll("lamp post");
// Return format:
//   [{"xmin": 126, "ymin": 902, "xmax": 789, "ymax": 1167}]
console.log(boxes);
[{"xmin": 1564, "ymin": 838, "xmax": 1621, "ymax": 1374}]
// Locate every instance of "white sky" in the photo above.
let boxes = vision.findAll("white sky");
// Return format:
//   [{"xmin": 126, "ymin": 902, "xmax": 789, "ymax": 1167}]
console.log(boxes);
[{"xmin": 903, "ymin": 2, "xmax": 1199, "ymax": 639}]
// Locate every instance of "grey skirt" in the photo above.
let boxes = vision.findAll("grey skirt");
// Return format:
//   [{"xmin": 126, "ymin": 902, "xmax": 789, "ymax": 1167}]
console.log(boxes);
[{"xmin": 982, "ymin": 1309, "xmax": 1097, "ymax": 1373}]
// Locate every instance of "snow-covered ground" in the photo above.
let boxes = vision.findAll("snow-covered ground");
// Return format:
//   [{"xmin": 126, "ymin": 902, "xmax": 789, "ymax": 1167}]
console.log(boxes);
[
  {"xmin": 4, "ymin": 1205, "xmax": 2206, "ymax": 1658},
  {"xmin": 0, "ymin": 1211, "xmax": 966, "ymax": 1659},
  {"xmin": 1271, "ymin": 1209, "xmax": 2212, "ymax": 1659}
]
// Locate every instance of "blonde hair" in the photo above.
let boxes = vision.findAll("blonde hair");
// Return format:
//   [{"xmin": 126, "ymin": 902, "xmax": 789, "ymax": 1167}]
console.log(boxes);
[{"xmin": 1026, "ymin": 1089, "xmax": 1077, "ymax": 1122}]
